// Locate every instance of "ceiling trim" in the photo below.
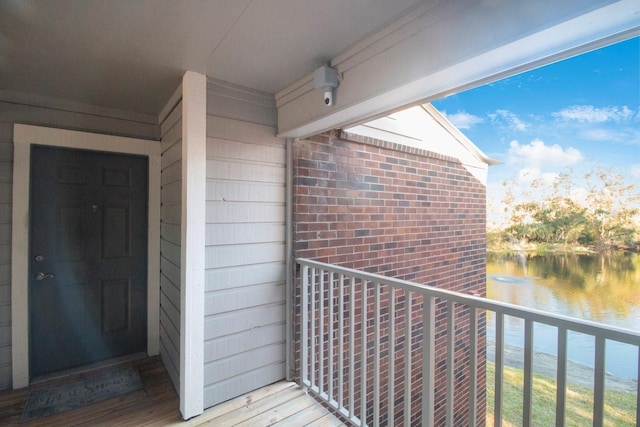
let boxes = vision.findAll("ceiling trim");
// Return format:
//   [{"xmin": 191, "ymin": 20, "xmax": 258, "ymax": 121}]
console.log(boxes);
[
  {"xmin": 0, "ymin": 90, "xmax": 158, "ymax": 125},
  {"xmin": 159, "ymin": 82, "xmax": 184, "ymax": 125},
  {"xmin": 276, "ymin": 0, "xmax": 640, "ymax": 139}
]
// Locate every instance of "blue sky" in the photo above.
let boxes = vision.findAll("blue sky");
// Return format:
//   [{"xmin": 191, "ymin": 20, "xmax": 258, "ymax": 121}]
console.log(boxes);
[{"xmin": 432, "ymin": 36, "xmax": 639, "ymax": 228}]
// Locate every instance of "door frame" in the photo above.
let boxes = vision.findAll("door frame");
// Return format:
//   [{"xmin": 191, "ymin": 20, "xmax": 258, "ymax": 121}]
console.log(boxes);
[{"xmin": 11, "ymin": 124, "xmax": 161, "ymax": 388}]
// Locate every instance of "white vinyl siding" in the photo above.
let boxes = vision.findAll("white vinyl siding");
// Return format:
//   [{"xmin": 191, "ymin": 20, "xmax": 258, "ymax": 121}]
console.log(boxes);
[
  {"xmin": 159, "ymin": 100, "xmax": 183, "ymax": 391},
  {"xmin": 0, "ymin": 100, "xmax": 157, "ymax": 391},
  {"xmin": 203, "ymin": 83, "xmax": 286, "ymax": 408}
]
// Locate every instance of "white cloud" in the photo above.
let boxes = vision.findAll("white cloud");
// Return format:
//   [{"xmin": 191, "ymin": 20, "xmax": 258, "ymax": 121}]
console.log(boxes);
[
  {"xmin": 580, "ymin": 128, "xmax": 620, "ymax": 141},
  {"xmin": 553, "ymin": 105, "xmax": 635, "ymax": 123},
  {"xmin": 442, "ymin": 111, "xmax": 483, "ymax": 129},
  {"xmin": 488, "ymin": 109, "xmax": 529, "ymax": 131},
  {"xmin": 508, "ymin": 139, "xmax": 583, "ymax": 168},
  {"xmin": 517, "ymin": 167, "xmax": 558, "ymax": 186},
  {"xmin": 631, "ymin": 164, "xmax": 640, "ymax": 179},
  {"xmin": 581, "ymin": 126, "xmax": 640, "ymax": 144}
]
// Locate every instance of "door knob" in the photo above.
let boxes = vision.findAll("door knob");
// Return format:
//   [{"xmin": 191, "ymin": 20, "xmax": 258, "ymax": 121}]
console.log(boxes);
[{"xmin": 34, "ymin": 272, "xmax": 54, "ymax": 281}]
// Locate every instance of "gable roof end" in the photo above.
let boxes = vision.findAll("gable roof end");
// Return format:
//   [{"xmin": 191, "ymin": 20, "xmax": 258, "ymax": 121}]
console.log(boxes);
[
  {"xmin": 345, "ymin": 103, "xmax": 500, "ymax": 185},
  {"xmin": 421, "ymin": 103, "xmax": 501, "ymax": 167}
]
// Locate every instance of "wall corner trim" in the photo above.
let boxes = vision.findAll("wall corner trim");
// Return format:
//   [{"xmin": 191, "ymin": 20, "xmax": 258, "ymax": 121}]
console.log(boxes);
[{"xmin": 179, "ymin": 71, "xmax": 207, "ymax": 419}]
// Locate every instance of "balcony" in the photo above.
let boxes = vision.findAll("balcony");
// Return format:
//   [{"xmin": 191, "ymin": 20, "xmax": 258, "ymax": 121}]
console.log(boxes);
[
  {"xmin": 2, "ymin": 258, "xmax": 638, "ymax": 426},
  {"xmin": 0, "ymin": 357, "xmax": 344, "ymax": 426},
  {"xmin": 297, "ymin": 258, "xmax": 640, "ymax": 426}
]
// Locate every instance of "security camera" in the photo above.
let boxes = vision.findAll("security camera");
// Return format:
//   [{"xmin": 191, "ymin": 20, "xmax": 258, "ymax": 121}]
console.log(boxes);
[
  {"xmin": 324, "ymin": 90, "xmax": 333, "ymax": 106},
  {"xmin": 314, "ymin": 64, "xmax": 340, "ymax": 107}
]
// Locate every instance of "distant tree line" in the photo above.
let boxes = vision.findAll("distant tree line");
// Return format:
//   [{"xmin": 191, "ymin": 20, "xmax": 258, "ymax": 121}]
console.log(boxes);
[{"xmin": 491, "ymin": 167, "xmax": 640, "ymax": 252}]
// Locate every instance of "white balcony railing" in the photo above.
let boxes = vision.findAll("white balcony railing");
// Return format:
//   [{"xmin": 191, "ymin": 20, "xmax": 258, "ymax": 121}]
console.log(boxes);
[{"xmin": 297, "ymin": 258, "xmax": 640, "ymax": 427}]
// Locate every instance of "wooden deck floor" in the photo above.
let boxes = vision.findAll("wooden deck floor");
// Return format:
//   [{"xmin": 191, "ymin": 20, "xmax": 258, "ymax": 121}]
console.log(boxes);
[{"xmin": 0, "ymin": 356, "xmax": 345, "ymax": 426}]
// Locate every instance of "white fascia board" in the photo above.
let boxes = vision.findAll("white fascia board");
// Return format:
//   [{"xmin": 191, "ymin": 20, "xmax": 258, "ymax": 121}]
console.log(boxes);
[
  {"xmin": 420, "ymin": 104, "xmax": 500, "ymax": 166},
  {"xmin": 277, "ymin": 0, "xmax": 640, "ymax": 139}
]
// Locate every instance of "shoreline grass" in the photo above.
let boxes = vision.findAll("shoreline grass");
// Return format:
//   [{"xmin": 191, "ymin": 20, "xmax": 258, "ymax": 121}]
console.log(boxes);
[{"xmin": 486, "ymin": 361, "xmax": 637, "ymax": 426}]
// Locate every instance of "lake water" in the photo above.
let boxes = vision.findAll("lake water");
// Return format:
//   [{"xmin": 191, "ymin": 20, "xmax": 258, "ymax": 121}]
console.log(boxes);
[{"xmin": 486, "ymin": 252, "xmax": 640, "ymax": 379}]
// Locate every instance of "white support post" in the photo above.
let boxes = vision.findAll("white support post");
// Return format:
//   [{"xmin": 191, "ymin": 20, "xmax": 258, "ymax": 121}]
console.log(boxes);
[{"xmin": 179, "ymin": 70, "xmax": 206, "ymax": 420}]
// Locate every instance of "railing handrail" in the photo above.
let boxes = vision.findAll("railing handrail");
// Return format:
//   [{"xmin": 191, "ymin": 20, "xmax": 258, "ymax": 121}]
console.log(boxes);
[{"xmin": 297, "ymin": 258, "xmax": 640, "ymax": 346}]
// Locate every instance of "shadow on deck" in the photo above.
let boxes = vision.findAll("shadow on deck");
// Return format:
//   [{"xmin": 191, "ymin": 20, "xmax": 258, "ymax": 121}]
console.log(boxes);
[{"xmin": 0, "ymin": 356, "xmax": 344, "ymax": 426}]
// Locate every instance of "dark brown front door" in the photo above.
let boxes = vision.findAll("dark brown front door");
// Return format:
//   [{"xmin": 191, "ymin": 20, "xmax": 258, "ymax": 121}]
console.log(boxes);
[{"xmin": 29, "ymin": 145, "xmax": 148, "ymax": 378}]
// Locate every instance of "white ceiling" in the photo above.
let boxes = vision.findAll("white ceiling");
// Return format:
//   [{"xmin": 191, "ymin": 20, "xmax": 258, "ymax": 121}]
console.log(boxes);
[{"xmin": 0, "ymin": 0, "xmax": 424, "ymax": 116}]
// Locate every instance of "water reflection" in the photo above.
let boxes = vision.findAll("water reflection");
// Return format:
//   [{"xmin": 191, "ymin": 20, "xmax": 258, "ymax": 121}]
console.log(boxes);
[{"xmin": 486, "ymin": 252, "xmax": 640, "ymax": 379}]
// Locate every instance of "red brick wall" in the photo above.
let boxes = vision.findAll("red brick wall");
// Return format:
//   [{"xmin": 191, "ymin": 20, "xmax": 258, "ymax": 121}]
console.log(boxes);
[{"xmin": 293, "ymin": 131, "xmax": 487, "ymax": 426}]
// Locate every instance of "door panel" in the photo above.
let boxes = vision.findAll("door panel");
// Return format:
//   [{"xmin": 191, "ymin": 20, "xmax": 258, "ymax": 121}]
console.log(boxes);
[
  {"xmin": 103, "ymin": 206, "xmax": 131, "ymax": 258},
  {"xmin": 102, "ymin": 279, "xmax": 130, "ymax": 333},
  {"xmin": 29, "ymin": 146, "xmax": 148, "ymax": 378}
]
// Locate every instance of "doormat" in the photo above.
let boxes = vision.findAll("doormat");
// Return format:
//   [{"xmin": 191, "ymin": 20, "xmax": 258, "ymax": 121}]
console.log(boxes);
[{"xmin": 20, "ymin": 365, "xmax": 142, "ymax": 423}]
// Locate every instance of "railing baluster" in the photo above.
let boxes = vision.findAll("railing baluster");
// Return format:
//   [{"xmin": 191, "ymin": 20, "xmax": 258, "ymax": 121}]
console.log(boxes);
[
  {"xmin": 348, "ymin": 276, "xmax": 355, "ymax": 422},
  {"xmin": 301, "ymin": 265, "xmax": 309, "ymax": 388},
  {"xmin": 374, "ymin": 283, "xmax": 381, "ymax": 426},
  {"xmin": 523, "ymin": 319, "xmax": 533, "ymax": 426},
  {"xmin": 468, "ymin": 306, "xmax": 478, "ymax": 427},
  {"xmin": 319, "ymin": 270, "xmax": 325, "ymax": 396},
  {"xmin": 310, "ymin": 267, "xmax": 316, "ymax": 390},
  {"xmin": 422, "ymin": 295, "xmax": 435, "ymax": 427},
  {"xmin": 361, "ymin": 280, "xmax": 368, "ymax": 425},
  {"xmin": 404, "ymin": 289, "xmax": 412, "ymax": 427},
  {"xmin": 389, "ymin": 287, "xmax": 396, "ymax": 426},
  {"xmin": 328, "ymin": 271, "xmax": 334, "ymax": 403},
  {"xmin": 593, "ymin": 335, "xmax": 606, "ymax": 427},
  {"xmin": 495, "ymin": 312, "xmax": 504, "ymax": 427},
  {"xmin": 339, "ymin": 273, "xmax": 345, "ymax": 411},
  {"xmin": 446, "ymin": 300, "xmax": 455, "ymax": 427},
  {"xmin": 556, "ymin": 327, "xmax": 567, "ymax": 427}
]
